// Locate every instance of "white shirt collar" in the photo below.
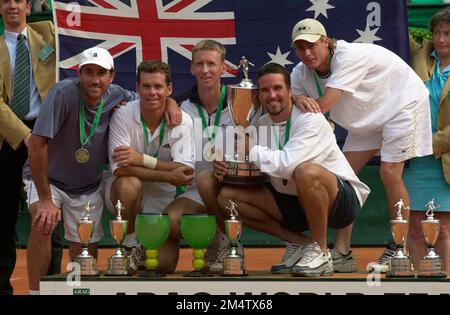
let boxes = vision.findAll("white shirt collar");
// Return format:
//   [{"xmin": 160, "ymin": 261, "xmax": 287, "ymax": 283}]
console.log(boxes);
[{"xmin": 5, "ymin": 27, "xmax": 28, "ymax": 45}]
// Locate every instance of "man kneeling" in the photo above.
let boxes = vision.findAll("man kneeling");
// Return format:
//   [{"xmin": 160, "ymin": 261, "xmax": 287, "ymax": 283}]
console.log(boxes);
[{"xmin": 201, "ymin": 63, "xmax": 370, "ymax": 277}]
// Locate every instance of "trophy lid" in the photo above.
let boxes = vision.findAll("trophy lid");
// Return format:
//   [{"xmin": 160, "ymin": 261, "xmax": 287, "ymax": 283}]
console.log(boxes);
[
  {"xmin": 235, "ymin": 56, "xmax": 257, "ymax": 89},
  {"xmin": 115, "ymin": 200, "xmax": 124, "ymax": 221},
  {"xmin": 424, "ymin": 198, "xmax": 440, "ymax": 222},
  {"xmin": 393, "ymin": 199, "xmax": 406, "ymax": 221},
  {"xmin": 81, "ymin": 200, "xmax": 93, "ymax": 221},
  {"xmin": 226, "ymin": 199, "xmax": 239, "ymax": 220}
]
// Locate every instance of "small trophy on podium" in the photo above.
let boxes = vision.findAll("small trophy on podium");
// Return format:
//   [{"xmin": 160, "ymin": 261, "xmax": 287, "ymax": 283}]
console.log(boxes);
[
  {"xmin": 419, "ymin": 199, "xmax": 446, "ymax": 278},
  {"xmin": 75, "ymin": 201, "xmax": 99, "ymax": 276},
  {"xmin": 222, "ymin": 200, "xmax": 247, "ymax": 276},
  {"xmin": 106, "ymin": 200, "xmax": 130, "ymax": 275},
  {"xmin": 387, "ymin": 199, "xmax": 414, "ymax": 277}
]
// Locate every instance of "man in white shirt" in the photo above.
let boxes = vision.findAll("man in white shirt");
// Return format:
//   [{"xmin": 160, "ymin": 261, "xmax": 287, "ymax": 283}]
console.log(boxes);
[
  {"xmin": 290, "ymin": 18, "xmax": 432, "ymax": 271},
  {"xmin": 208, "ymin": 63, "xmax": 370, "ymax": 277},
  {"xmin": 105, "ymin": 61, "xmax": 195, "ymax": 273}
]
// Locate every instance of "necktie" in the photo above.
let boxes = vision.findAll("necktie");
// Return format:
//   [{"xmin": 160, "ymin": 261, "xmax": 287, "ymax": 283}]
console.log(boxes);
[{"xmin": 10, "ymin": 33, "xmax": 31, "ymax": 119}]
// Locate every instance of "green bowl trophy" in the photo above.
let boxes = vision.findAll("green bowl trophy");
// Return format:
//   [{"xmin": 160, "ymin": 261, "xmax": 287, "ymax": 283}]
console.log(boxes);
[
  {"xmin": 223, "ymin": 56, "xmax": 267, "ymax": 186},
  {"xmin": 387, "ymin": 199, "xmax": 414, "ymax": 278},
  {"xmin": 106, "ymin": 200, "xmax": 130, "ymax": 276},
  {"xmin": 419, "ymin": 199, "xmax": 446, "ymax": 278},
  {"xmin": 135, "ymin": 213, "xmax": 170, "ymax": 277},
  {"xmin": 75, "ymin": 201, "xmax": 99, "ymax": 276},
  {"xmin": 180, "ymin": 214, "xmax": 217, "ymax": 277},
  {"xmin": 222, "ymin": 200, "xmax": 247, "ymax": 276}
]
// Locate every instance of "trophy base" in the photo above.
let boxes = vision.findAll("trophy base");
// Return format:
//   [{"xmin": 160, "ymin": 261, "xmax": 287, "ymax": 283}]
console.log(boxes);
[
  {"xmin": 105, "ymin": 257, "xmax": 130, "ymax": 276},
  {"xmin": 184, "ymin": 269, "xmax": 214, "ymax": 277},
  {"xmin": 418, "ymin": 258, "xmax": 446, "ymax": 278},
  {"xmin": 221, "ymin": 256, "xmax": 248, "ymax": 276},
  {"xmin": 75, "ymin": 257, "xmax": 99, "ymax": 276},
  {"xmin": 137, "ymin": 269, "xmax": 166, "ymax": 277},
  {"xmin": 223, "ymin": 161, "xmax": 267, "ymax": 186},
  {"xmin": 386, "ymin": 258, "xmax": 415, "ymax": 278}
]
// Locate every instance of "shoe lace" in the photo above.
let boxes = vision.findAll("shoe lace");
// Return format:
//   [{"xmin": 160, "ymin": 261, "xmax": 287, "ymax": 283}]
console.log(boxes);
[
  {"xmin": 282, "ymin": 242, "xmax": 300, "ymax": 263},
  {"xmin": 299, "ymin": 243, "xmax": 323, "ymax": 264},
  {"xmin": 378, "ymin": 244, "xmax": 397, "ymax": 265}
]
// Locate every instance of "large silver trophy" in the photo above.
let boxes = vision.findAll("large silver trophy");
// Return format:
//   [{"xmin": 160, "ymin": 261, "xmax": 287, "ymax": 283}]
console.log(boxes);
[
  {"xmin": 419, "ymin": 199, "xmax": 446, "ymax": 278},
  {"xmin": 222, "ymin": 200, "xmax": 247, "ymax": 276},
  {"xmin": 75, "ymin": 201, "xmax": 99, "ymax": 276},
  {"xmin": 223, "ymin": 56, "xmax": 266, "ymax": 185},
  {"xmin": 106, "ymin": 200, "xmax": 130, "ymax": 275},
  {"xmin": 387, "ymin": 199, "xmax": 414, "ymax": 277}
]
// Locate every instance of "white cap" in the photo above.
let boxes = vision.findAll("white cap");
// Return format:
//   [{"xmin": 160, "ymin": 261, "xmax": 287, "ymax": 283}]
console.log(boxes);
[
  {"xmin": 79, "ymin": 47, "xmax": 114, "ymax": 70},
  {"xmin": 291, "ymin": 18, "xmax": 327, "ymax": 45}
]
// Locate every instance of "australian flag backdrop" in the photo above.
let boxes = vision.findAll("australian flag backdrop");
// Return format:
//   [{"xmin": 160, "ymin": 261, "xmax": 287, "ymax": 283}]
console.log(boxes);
[{"xmin": 52, "ymin": 0, "xmax": 409, "ymax": 93}]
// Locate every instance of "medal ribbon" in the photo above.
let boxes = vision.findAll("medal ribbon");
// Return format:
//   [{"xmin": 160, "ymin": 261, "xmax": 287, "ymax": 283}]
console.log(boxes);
[
  {"xmin": 313, "ymin": 50, "xmax": 333, "ymax": 122},
  {"xmin": 141, "ymin": 116, "xmax": 166, "ymax": 158},
  {"xmin": 79, "ymin": 97, "xmax": 104, "ymax": 147},
  {"xmin": 197, "ymin": 84, "xmax": 226, "ymax": 144},
  {"xmin": 273, "ymin": 116, "xmax": 291, "ymax": 151}
]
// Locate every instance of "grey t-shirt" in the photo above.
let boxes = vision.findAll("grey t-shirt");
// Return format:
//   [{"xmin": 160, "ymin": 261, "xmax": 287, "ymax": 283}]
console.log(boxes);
[{"xmin": 23, "ymin": 77, "xmax": 138, "ymax": 196}]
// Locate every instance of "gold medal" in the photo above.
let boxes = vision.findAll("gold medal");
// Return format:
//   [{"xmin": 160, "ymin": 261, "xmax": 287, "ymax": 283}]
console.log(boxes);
[
  {"xmin": 205, "ymin": 146, "xmax": 215, "ymax": 161},
  {"xmin": 75, "ymin": 147, "xmax": 90, "ymax": 164},
  {"xmin": 328, "ymin": 119, "xmax": 335, "ymax": 132}
]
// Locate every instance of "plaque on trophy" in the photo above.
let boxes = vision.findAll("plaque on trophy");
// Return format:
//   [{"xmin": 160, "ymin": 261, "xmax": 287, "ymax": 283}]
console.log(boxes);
[
  {"xmin": 75, "ymin": 201, "xmax": 99, "ymax": 276},
  {"xmin": 419, "ymin": 199, "xmax": 446, "ymax": 278},
  {"xmin": 221, "ymin": 200, "xmax": 247, "ymax": 276},
  {"xmin": 223, "ymin": 56, "xmax": 267, "ymax": 185},
  {"xmin": 106, "ymin": 200, "xmax": 130, "ymax": 276},
  {"xmin": 387, "ymin": 199, "xmax": 414, "ymax": 278}
]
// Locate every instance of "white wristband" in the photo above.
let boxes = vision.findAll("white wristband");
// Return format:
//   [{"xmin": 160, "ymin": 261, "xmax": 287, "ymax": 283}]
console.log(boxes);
[{"xmin": 143, "ymin": 154, "xmax": 157, "ymax": 169}]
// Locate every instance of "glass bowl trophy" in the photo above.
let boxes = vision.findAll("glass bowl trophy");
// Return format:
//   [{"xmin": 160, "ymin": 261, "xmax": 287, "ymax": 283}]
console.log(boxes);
[
  {"xmin": 223, "ymin": 56, "xmax": 266, "ymax": 186},
  {"xmin": 180, "ymin": 214, "xmax": 217, "ymax": 277},
  {"xmin": 419, "ymin": 199, "xmax": 446, "ymax": 278},
  {"xmin": 222, "ymin": 200, "xmax": 247, "ymax": 276},
  {"xmin": 75, "ymin": 201, "xmax": 99, "ymax": 276},
  {"xmin": 106, "ymin": 200, "xmax": 130, "ymax": 276},
  {"xmin": 387, "ymin": 199, "xmax": 414, "ymax": 278},
  {"xmin": 135, "ymin": 213, "xmax": 170, "ymax": 277}
]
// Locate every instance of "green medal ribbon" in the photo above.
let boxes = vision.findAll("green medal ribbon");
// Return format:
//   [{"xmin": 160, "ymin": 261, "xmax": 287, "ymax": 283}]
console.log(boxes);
[
  {"xmin": 79, "ymin": 97, "xmax": 104, "ymax": 148},
  {"xmin": 141, "ymin": 115, "xmax": 166, "ymax": 158},
  {"xmin": 197, "ymin": 84, "xmax": 226, "ymax": 144},
  {"xmin": 272, "ymin": 117, "xmax": 291, "ymax": 151},
  {"xmin": 313, "ymin": 50, "xmax": 333, "ymax": 122}
]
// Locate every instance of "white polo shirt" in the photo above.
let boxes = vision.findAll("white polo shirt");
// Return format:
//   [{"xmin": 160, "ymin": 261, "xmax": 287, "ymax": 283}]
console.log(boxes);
[
  {"xmin": 291, "ymin": 40, "xmax": 429, "ymax": 135},
  {"xmin": 250, "ymin": 107, "xmax": 370, "ymax": 207},
  {"xmin": 108, "ymin": 99, "xmax": 195, "ymax": 212}
]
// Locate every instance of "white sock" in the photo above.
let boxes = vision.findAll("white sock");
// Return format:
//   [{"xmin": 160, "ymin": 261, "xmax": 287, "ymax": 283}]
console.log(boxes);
[
  {"xmin": 29, "ymin": 290, "xmax": 40, "ymax": 295},
  {"xmin": 122, "ymin": 232, "xmax": 137, "ymax": 248}
]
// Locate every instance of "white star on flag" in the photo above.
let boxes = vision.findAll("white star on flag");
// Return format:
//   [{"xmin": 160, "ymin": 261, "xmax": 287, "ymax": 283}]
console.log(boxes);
[
  {"xmin": 267, "ymin": 46, "xmax": 294, "ymax": 67},
  {"xmin": 306, "ymin": 0, "xmax": 335, "ymax": 19},
  {"xmin": 353, "ymin": 24, "xmax": 382, "ymax": 44}
]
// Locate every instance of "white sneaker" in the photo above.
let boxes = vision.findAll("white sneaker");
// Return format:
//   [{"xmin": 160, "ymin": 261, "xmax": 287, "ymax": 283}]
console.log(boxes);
[
  {"xmin": 205, "ymin": 231, "xmax": 230, "ymax": 273},
  {"xmin": 125, "ymin": 244, "xmax": 146, "ymax": 272},
  {"xmin": 291, "ymin": 243, "xmax": 333, "ymax": 277},
  {"xmin": 271, "ymin": 242, "xmax": 305, "ymax": 274}
]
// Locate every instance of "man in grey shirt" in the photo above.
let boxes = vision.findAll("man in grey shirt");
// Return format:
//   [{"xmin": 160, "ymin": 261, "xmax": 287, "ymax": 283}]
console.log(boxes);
[{"xmin": 24, "ymin": 47, "xmax": 180, "ymax": 293}]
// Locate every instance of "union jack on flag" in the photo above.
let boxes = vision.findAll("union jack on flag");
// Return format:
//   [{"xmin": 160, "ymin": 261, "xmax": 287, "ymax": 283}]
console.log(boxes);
[{"xmin": 53, "ymin": 0, "xmax": 409, "ymax": 98}]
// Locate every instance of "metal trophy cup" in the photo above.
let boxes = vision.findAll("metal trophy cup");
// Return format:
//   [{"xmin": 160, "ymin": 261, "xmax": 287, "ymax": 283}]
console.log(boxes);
[
  {"xmin": 387, "ymin": 199, "xmax": 414, "ymax": 277},
  {"xmin": 75, "ymin": 201, "xmax": 99, "ymax": 276},
  {"xmin": 106, "ymin": 200, "xmax": 130, "ymax": 275},
  {"xmin": 222, "ymin": 200, "xmax": 247, "ymax": 276},
  {"xmin": 223, "ymin": 56, "xmax": 266, "ymax": 185},
  {"xmin": 419, "ymin": 199, "xmax": 446, "ymax": 278}
]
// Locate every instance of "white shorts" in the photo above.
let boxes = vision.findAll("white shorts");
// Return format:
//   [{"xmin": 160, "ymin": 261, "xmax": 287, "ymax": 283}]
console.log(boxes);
[
  {"xmin": 24, "ymin": 180, "xmax": 104, "ymax": 243},
  {"xmin": 103, "ymin": 174, "xmax": 205, "ymax": 215},
  {"xmin": 343, "ymin": 95, "xmax": 432, "ymax": 163}
]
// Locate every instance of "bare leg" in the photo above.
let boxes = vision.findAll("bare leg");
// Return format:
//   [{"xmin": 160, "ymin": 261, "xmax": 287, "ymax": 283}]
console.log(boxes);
[
  {"xmin": 406, "ymin": 211, "xmax": 427, "ymax": 270},
  {"xmin": 294, "ymin": 163, "xmax": 339, "ymax": 252},
  {"xmin": 435, "ymin": 213, "xmax": 450, "ymax": 271},
  {"xmin": 159, "ymin": 197, "xmax": 207, "ymax": 273},
  {"xmin": 380, "ymin": 161, "xmax": 409, "ymax": 219},
  {"xmin": 27, "ymin": 202, "xmax": 52, "ymax": 291},
  {"xmin": 196, "ymin": 170, "xmax": 227, "ymax": 233},
  {"xmin": 110, "ymin": 176, "xmax": 143, "ymax": 234},
  {"xmin": 218, "ymin": 185, "xmax": 310, "ymax": 245}
]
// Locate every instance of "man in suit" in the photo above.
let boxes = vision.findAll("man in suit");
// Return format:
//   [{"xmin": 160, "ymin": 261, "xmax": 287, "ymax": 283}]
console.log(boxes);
[{"xmin": 0, "ymin": 0, "xmax": 62, "ymax": 295}]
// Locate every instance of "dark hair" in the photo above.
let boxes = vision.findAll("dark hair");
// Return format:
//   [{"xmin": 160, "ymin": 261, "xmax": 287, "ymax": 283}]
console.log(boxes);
[
  {"xmin": 429, "ymin": 7, "xmax": 450, "ymax": 32},
  {"xmin": 256, "ymin": 62, "xmax": 291, "ymax": 89},
  {"xmin": 137, "ymin": 60, "xmax": 171, "ymax": 85}
]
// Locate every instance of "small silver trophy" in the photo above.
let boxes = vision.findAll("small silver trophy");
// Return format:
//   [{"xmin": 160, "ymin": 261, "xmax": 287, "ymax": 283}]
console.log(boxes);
[
  {"xmin": 419, "ymin": 199, "xmax": 446, "ymax": 278},
  {"xmin": 75, "ymin": 201, "xmax": 99, "ymax": 276},
  {"xmin": 222, "ymin": 200, "xmax": 247, "ymax": 276},
  {"xmin": 387, "ymin": 199, "xmax": 414, "ymax": 277},
  {"xmin": 106, "ymin": 200, "xmax": 130, "ymax": 276},
  {"xmin": 223, "ymin": 56, "xmax": 266, "ymax": 185}
]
